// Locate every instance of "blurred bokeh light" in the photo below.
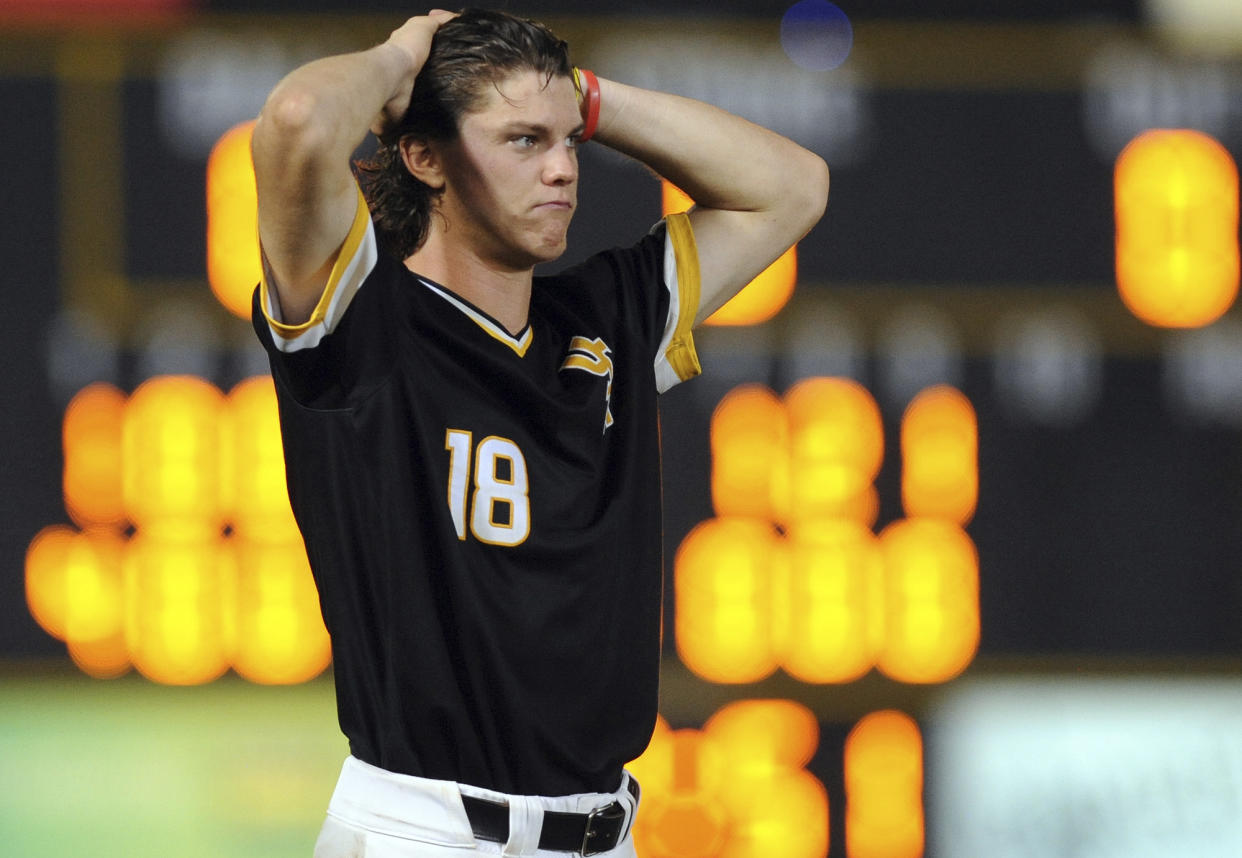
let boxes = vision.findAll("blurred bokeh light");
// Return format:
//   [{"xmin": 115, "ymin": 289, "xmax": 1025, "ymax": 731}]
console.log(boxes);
[
  {"xmin": 780, "ymin": 0, "xmax": 854, "ymax": 71},
  {"xmin": 1115, "ymin": 129, "xmax": 1240, "ymax": 328}
]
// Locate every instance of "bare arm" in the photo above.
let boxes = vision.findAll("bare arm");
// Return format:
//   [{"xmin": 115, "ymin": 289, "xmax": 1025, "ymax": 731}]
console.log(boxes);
[
  {"xmin": 252, "ymin": 11, "xmax": 455, "ymax": 325},
  {"xmin": 591, "ymin": 78, "xmax": 829, "ymax": 326}
]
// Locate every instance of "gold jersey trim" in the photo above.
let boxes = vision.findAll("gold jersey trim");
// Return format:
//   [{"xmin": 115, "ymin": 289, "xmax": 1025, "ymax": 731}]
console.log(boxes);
[
  {"xmin": 418, "ymin": 279, "xmax": 534, "ymax": 358},
  {"xmin": 261, "ymin": 185, "xmax": 372, "ymax": 339},
  {"xmin": 663, "ymin": 212, "xmax": 703, "ymax": 383}
]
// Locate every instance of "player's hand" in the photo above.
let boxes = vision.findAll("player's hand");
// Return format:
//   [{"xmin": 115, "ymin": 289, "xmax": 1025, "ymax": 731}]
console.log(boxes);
[{"xmin": 372, "ymin": 9, "xmax": 458, "ymax": 137}]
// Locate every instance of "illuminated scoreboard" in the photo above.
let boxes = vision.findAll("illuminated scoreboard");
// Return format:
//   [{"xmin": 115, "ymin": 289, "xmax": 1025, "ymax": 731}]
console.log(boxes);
[{"xmin": 5, "ymin": 11, "xmax": 1242, "ymax": 858}]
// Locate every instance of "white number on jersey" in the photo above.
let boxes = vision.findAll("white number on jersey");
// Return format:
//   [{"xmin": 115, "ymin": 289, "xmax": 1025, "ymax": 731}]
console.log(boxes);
[{"xmin": 444, "ymin": 430, "xmax": 531, "ymax": 547}]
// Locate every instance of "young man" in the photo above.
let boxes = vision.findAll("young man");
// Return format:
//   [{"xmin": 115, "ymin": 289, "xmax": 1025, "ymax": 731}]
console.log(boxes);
[{"xmin": 251, "ymin": 8, "xmax": 828, "ymax": 858}]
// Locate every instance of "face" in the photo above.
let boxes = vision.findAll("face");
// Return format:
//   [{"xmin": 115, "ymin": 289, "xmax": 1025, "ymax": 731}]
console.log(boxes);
[{"xmin": 436, "ymin": 69, "xmax": 582, "ymax": 270}]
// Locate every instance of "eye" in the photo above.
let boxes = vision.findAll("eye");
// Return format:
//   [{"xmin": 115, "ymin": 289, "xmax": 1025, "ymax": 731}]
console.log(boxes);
[
  {"xmin": 565, "ymin": 135, "xmax": 581, "ymax": 149},
  {"xmin": 511, "ymin": 134, "xmax": 538, "ymax": 148}
]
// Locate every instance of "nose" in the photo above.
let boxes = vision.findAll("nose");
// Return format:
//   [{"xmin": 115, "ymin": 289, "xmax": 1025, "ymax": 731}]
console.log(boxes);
[{"xmin": 543, "ymin": 142, "xmax": 577, "ymax": 185}]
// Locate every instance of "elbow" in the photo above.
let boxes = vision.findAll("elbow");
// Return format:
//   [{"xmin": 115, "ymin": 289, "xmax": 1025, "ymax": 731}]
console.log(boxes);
[
  {"xmin": 254, "ymin": 84, "xmax": 333, "ymax": 169},
  {"xmin": 804, "ymin": 153, "xmax": 830, "ymax": 227},
  {"xmin": 773, "ymin": 151, "xmax": 828, "ymax": 241}
]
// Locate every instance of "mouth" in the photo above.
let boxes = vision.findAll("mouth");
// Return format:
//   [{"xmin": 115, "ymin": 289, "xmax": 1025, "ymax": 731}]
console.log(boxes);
[{"xmin": 535, "ymin": 200, "xmax": 574, "ymax": 212}]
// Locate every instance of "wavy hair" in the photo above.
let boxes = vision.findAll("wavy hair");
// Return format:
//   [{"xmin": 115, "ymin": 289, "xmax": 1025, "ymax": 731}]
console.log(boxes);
[{"xmin": 355, "ymin": 9, "xmax": 572, "ymax": 259}]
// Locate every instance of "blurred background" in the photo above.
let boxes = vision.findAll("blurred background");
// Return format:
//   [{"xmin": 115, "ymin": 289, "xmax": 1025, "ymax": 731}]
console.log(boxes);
[{"xmin": 3, "ymin": 0, "xmax": 1242, "ymax": 856}]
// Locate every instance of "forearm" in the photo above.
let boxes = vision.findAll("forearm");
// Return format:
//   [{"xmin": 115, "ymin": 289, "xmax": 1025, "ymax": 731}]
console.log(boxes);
[
  {"xmin": 592, "ymin": 77, "xmax": 828, "ymax": 218},
  {"xmin": 590, "ymin": 76, "xmax": 829, "ymax": 324}
]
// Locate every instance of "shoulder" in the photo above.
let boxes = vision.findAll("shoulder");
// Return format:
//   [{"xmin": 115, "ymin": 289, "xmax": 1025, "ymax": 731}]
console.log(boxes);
[{"xmin": 554, "ymin": 221, "xmax": 670, "ymax": 286}]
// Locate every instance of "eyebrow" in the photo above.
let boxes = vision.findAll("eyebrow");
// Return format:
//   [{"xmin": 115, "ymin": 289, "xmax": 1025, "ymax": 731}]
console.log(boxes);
[{"xmin": 499, "ymin": 120, "xmax": 587, "ymax": 137}]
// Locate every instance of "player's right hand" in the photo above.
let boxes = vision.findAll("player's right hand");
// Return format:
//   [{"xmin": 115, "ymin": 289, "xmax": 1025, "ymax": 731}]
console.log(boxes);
[{"xmin": 372, "ymin": 9, "xmax": 458, "ymax": 137}]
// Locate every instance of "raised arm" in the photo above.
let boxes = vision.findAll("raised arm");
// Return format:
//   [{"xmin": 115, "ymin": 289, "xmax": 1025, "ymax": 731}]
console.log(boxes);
[
  {"xmin": 252, "ymin": 11, "xmax": 455, "ymax": 325},
  {"xmin": 591, "ymin": 78, "xmax": 829, "ymax": 326}
]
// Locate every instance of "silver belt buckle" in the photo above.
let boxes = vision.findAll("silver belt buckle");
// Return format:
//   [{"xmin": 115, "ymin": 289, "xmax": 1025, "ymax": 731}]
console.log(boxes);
[{"xmin": 580, "ymin": 801, "xmax": 626, "ymax": 857}]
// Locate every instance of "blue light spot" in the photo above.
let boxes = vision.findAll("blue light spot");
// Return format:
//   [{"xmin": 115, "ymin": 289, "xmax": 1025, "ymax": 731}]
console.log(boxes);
[{"xmin": 780, "ymin": 0, "xmax": 854, "ymax": 72}]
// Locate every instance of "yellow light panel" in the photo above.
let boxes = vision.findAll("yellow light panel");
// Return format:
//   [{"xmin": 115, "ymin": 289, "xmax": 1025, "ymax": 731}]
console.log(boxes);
[
  {"xmin": 26, "ymin": 525, "xmax": 129, "ymax": 681},
  {"xmin": 876, "ymin": 518, "xmax": 979, "ymax": 683},
  {"xmin": 783, "ymin": 520, "xmax": 883, "ymax": 683},
  {"xmin": 125, "ymin": 531, "xmax": 233, "ymax": 685},
  {"xmin": 123, "ymin": 375, "xmax": 228, "ymax": 530},
  {"xmin": 844, "ymin": 710, "xmax": 924, "ymax": 858},
  {"xmin": 628, "ymin": 714, "xmax": 675, "ymax": 793},
  {"xmin": 675, "ymin": 518, "xmax": 781, "ymax": 683},
  {"xmin": 31, "ymin": 374, "xmax": 334, "ymax": 686},
  {"xmin": 61, "ymin": 529, "xmax": 127, "ymax": 678},
  {"xmin": 661, "ymin": 179, "xmax": 797, "ymax": 326},
  {"xmin": 784, "ymin": 377, "xmax": 884, "ymax": 521},
  {"xmin": 62, "ymin": 382, "xmax": 126, "ymax": 528},
  {"xmin": 707, "ymin": 249, "xmax": 797, "ymax": 327},
  {"xmin": 900, "ymin": 385, "xmax": 978, "ymax": 525},
  {"xmin": 1115, "ymin": 129, "xmax": 1240, "ymax": 328},
  {"xmin": 710, "ymin": 384, "xmax": 789, "ymax": 520},
  {"xmin": 207, "ymin": 120, "xmax": 261, "ymax": 319},
  {"xmin": 229, "ymin": 535, "xmax": 331, "ymax": 685},
  {"xmin": 226, "ymin": 375, "xmax": 299, "ymax": 538},
  {"xmin": 25, "ymin": 525, "xmax": 75, "ymax": 642},
  {"xmin": 629, "ymin": 701, "xmax": 828, "ymax": 858},
  {"xmin": 704, "ymin": 699, "xmax": 819, "ymax": 773}
]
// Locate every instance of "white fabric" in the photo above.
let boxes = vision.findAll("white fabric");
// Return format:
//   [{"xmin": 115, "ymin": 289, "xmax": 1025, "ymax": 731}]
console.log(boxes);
[
  {"xmin": 653, "ymin": 227, "xmax": 686, "ymax": 394},
  {"xmin": 501, "ymin": 795, "xmax": 543, "ymax": 857},
  {"xmin": 264, "ymin": 219, "xmax": 380, "ymax": 354},
  {"xmin": 314, "ymin": 756, "xmax": 639, "ymax": 858}
]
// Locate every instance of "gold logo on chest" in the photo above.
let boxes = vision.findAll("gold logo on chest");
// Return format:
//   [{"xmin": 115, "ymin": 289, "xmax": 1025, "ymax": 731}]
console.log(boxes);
[{"xmin": 560, "ymin": 336, "xmax": 615, "ymax": 431}]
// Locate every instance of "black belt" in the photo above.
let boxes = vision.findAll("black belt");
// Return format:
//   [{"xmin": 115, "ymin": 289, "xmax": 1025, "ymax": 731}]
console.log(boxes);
[{"xmin": 462, "ymin": 777, "xmax": 639, "ymax": 857}]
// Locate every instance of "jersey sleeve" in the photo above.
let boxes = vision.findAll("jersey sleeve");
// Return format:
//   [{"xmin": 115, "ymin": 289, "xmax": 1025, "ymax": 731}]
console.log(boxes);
[
  {"xmin": 251, "ymin": 183, "xmax": 395, "ymax": 409},
  {"xmin": 549, "ymin": 212, "xmax": 703, "ymax": 394},
  {"xmin": 653, "ymin": 212, "xmax": 703, "ymax": 393},
  {"xmin": 258, "ymin": 184, "xmax": 378, "ymax": 352}
]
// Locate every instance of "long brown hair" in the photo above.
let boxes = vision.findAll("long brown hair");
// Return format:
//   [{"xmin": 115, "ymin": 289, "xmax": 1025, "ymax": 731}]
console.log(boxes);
[{"xmin": 355, "ymin": 9, "xmax": 572, "ymax": 259}]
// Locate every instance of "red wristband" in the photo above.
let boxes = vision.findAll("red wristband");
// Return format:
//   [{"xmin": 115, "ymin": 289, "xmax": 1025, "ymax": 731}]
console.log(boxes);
[{"xmin": 576, "ymin": 68, "xmax": 601, "ymax": 143}]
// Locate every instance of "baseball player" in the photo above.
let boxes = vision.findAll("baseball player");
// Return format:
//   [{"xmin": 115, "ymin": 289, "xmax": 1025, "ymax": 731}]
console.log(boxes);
[{"xmin": 250, "ymin": 8, "xmax": 828, "ymax": 857}]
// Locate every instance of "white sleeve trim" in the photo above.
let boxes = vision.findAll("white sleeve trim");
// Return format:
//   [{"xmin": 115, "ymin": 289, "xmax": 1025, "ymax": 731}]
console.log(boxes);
[
  {"xmin": 262, "ymin": 187, "xmax": 379, "ymax": 354},
  {"xmin": 653, "ymin": 229, "xmax": 684, "ymax": 393}
]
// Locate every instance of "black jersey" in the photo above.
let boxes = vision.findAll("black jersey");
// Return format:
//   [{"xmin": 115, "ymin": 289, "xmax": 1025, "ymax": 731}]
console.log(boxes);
[{"xmin": 252, "ymin": 187, "xmax": 701, "ymax": 797}]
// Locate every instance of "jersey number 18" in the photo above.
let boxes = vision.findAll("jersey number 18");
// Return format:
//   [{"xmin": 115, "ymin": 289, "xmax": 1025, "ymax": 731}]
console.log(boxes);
[{"xmin": 444, "ymin": 429, "xmax": 531, "ymax": 547}]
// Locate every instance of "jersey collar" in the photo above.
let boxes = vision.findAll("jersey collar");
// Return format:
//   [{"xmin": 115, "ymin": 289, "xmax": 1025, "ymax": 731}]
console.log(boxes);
[{"xmin": 417, "ymin": 277, "xmax": 533, "ymax": 357}]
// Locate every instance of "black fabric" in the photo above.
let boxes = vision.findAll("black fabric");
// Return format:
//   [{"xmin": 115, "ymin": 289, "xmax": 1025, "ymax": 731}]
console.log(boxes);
[
  {"xmin": 463, "ymin": 776, "xmax": 639, "ymax": 854},
  {"xmin": 252, "ymin": 224, "xmax": 674, "ymax": 796}
]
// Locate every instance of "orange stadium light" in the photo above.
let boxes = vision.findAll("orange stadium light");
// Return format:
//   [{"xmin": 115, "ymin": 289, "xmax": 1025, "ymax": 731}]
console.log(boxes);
[
  {"xmin": 674, "ymin": 518, "xmax": 781, "ymax": 683},
  {"xmin": 1115, "ymin": 129, "xmax": 1240, "ymax": 328},
  {"xmin": 125, "ymin": 530, "xmax": 233, "ymax": 685},
  {"xmin": 844, "ymin": 710, "xmax": 924, "ymax": 858},
  {"xmin": 31, "ymin": 374, "xmax": 333, "ymax": 686},
  {"xmin": 784, "ymin": 377, "xmax": 884, "ymax": 524},
  {"xmin": 662, "ymin": 180, "xmax": 797, "ymax": 326},
  {"xmin": 629, "ymin": 701, "xmax": 828, "ymax": 858},
  {"xmin": 709, "ymin": 384, "xmax": 789, "ymax": 521},
  {"xmin": 640, "ymin": 729, "xmax": 731, "ymax": 858},
  {"xmin": 25, "ymin": 525, "xmax": 129, "ymax": 678},
  {"xmin": 62, "ymin": 382, "xmax": 126, "ymax": 528},
  {"xmin": 782, "ymin": 519, "xmax": 883, "ymax": 683},
  {"xmin": 225, "ymin": 376, "xmax": 329, "ymax": 683},
  {"xmin": 876, "ymin": 518, "xmax": 979, "ymax": 683},
  {"xmin": 900, "ymin": 385, "xmax": 978, "ymax": 525},
  {"xmin": 207, "ymin": 119, "xmax": 261, "ymax": 319},
  {"xmin": 229, "ymin": 536, "xmax": 330, "ymax": 685},
  {"xmin": 704, "ymin": 698, "xmax": 819, "ymax": 777},
  {"xmin": 123, "ymin": 375, "xmax": 229, "ymax": 532},
  {"xmin": 225, "ymin": 375, "xmax": 299, "ymax": 537}
]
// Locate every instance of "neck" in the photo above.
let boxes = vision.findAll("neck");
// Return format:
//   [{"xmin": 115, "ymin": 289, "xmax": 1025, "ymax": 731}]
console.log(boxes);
[{"xmin": 405, "ymin": 232, "xmax": 535, "ymax": 336}]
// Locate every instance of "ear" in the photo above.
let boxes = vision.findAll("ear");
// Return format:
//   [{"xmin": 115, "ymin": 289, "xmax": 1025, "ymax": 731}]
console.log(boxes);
[{"xmin": 398, "ymin": 136, "xmax": 446, "ymax": 190}]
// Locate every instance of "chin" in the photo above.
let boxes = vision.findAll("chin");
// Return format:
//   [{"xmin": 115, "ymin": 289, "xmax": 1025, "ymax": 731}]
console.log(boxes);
[
  {"xmin": 531, "ymin": 235, "xmax": 569, "ymax": 265},
  {"xmin": 537, "ymin": 244, "xmax": 568, "ymax": 264}
]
